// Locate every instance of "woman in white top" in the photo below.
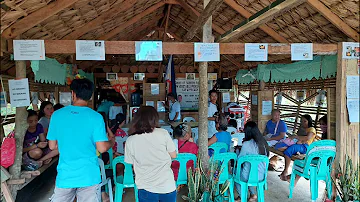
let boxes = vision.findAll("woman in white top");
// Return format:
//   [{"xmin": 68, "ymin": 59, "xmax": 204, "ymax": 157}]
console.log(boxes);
[
  {"xmin": 208, "ymin": 90, "xmax": 218, "ymax": 138},
  {"xmin": 124, "ymin": 106, "xmax": 177, "ymax": 202}
]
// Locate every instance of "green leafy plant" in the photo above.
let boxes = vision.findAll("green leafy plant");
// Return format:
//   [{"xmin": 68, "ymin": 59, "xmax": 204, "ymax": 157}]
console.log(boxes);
[
  {"xmin": 332, "ymin": 155, "xmax": 360, "ymax": 202},
  {"xmin": 182, "ymin": 156, "xmax": 230, "ymax": 202}
]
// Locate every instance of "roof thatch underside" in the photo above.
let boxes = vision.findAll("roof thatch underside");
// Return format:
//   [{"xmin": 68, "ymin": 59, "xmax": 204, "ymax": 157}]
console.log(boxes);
[{"xmin": 1, "ymin": 0, "xmax": 359, "ymax": 77}]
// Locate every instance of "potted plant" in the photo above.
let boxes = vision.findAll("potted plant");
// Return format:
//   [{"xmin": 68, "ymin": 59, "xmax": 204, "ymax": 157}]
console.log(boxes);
[
  {"xmin": 332, "ymin": 155, "xmax": 360, "ymax": 202},
  {"xmin": 182, "ymin": 157, "xmax": 230, "ymax": 202}
]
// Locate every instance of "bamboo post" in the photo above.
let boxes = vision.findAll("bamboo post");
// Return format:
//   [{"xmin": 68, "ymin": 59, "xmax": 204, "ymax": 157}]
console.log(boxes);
[
  {"xmin": 198, "ymin": 0, "xmax": 212, "ymax": 169},
  {"xmin": 9, "ymin": 38, "xmax": 28, "ymax": 199},
  {"xmin": 326, "ymin": 88, "xmax": 336, "ymax": 140}
]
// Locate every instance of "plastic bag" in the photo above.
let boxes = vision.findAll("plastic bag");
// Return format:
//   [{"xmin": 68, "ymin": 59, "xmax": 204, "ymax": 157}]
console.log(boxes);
[{"xmin": 1, "ymin": 131, "xmax": 16, "ymax": 168}]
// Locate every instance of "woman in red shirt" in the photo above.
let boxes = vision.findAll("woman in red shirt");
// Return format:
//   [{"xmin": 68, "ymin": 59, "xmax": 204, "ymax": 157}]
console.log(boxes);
[{"xmin": 171, "ymin": 124, "xmax": 198, "ymax": 180}]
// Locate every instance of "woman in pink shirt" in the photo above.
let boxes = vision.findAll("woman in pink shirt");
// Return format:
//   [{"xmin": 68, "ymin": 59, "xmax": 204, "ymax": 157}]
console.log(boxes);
[{"xmin": 171, "ymin": 123, "xmax": 198, "ymax": 180}]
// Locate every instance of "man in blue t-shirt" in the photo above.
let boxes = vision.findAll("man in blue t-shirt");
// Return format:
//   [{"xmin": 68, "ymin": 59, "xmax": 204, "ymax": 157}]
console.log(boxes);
[
  {"xmin": 48, "ymin": 79, "xmax": 115, "ymax": 202},
  {"xmin": 263, "ymin": 109, "xmax": 287, "ymax": 146}
]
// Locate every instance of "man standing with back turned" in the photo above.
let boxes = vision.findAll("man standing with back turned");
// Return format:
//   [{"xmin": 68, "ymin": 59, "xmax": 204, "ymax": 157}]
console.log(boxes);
[{"xmin": 48, "ymin": 78, "xmax": 115, "ymax": 202}]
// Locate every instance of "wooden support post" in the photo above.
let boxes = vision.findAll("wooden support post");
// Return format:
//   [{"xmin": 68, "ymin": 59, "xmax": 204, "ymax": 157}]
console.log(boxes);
[
  {"xmin": 198, "ymin": 0, "xmax": 212, "ymax": 169},
  {"xmin": 326, "ymin": 88, "xmax": 336, "ymax": 140},
  {"xmin": 335, "ymin": 42, "xmax": 359, "ymax": 166},
  {"xmin": 54, "ymin": 86, "xmax": 59, "ymax": 104},
  {"xmin": 9, "ymin": 37, "xmax": 28, "ymax": 199},
  {"xmin": 259, "ymin": 81, "xmax": 265, "ymax": 91}
]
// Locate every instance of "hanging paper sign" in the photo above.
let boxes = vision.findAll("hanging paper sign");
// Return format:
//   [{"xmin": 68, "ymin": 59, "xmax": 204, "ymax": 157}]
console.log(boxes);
[
  {"xmin": 342, "ymin": 42, "xmax": 360, "ymax": 59},
  {"xmin": 291, "ymin": 43, "xmax": 313, "ymax": 61},
  {"xmin": 186, "ymin": 73, "xmax": 195, "ymax": 80},
  {"xmin": 194, "ymin": 43, "xmax": 220, "ymax": 62},
  {"xmin": 157, "ymin": 101, "xmax": 165, "ymax": 112},
  {"xmin": 8, "ymin": 78, "xmax": 30, "ymax": 107},
  {"xmin": 251, "ymin": 95, "xmax": 258, "ymax": 105},
  {"xmin": 76, "ymin": 40, "xmax": 105, "ymax": 60},
  {"xmin": 146, "ymin": 101, "xmax": 155, "ymax": 107},
  {"xmin": 262, "ymin": 100, "xmax": 272, "ymax": 116},
  {"xmin": 208, "ymin": 73, "xmax": 217, "ymax": 80},
  {"xmin": 315, "ymin": 90, "xmax": 326, "ymax": 107},
  {"xmin": 135, "ymin": 41, "xmax": 163, "ymax": 61},
  {"xmin": 244, "ymin": 43, "xmax": 268, "ymax": 61},
  {"xmin": 222, "ymin": 92, "xmax": 231, "ymax": 103},
  {"xmin": 347, "ymin": 99, "xmax": 359, "ymax": 123},
  {"xmin": 30, "ymin": 92, "xmax": 39, "ymax": 105},
  {"xmin": 151, "ymin": 84, "xmax": 160, "ymax": 95},
  {"xmin": 346, "ymin": 76, "xmax": 360, "ymax": 99},
  {"xmin": 13, "ymin": 40, "xmax": 45, "ymax": 60}
]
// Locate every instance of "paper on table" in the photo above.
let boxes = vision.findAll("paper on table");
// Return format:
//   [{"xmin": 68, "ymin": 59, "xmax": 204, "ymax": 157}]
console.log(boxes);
[
  {"xmin": 262, "ymin": 100, "xmax": 272, "ymax": 115},
  {"xmin": 252, "ymin": 95, "xmax": 258, "ymax": 105},
  {"xmin": 222, "ymin": 92, "xmax": 231, "ymax": 103},
  {"xmin": 8, "ymin": 78, "xmax": 30, "ymax": 107},
  {"xmin": 346, "ymin": 76, "xmax": 359, "ymax": 99},
  {"xmin": 347, "ymin": 99, "xmax": 359, "ymax": 123},
  {"xmin": 151, "ymin": 84, "xmax": 160, "ymax": 95}
]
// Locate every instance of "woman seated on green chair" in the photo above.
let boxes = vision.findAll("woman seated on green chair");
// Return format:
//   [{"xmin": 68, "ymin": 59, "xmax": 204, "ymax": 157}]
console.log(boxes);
[
  {"xmin": 279, "ymin": 114, "xmax": 316, "ymax": 184},
  {"xmin": 235, "ymin": 121, "xmax": 269, "ymax": 202},
  {"xmin": 208, "ymin": 114, "xmax": 232, "ymax": 157}
]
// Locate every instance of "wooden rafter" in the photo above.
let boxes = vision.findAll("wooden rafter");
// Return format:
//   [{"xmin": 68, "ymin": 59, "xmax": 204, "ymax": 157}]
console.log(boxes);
[
  {"xmin": 163, "ymin": 5, "xmax": 172, "ymax": 41},
  {"xmin": 183, "ymin": 0, "xmax": 225, "ymax": 41},
  {"xmin": 222, "ymin": 55, "xmax": 244, "ymax": 69},
  {"xmin": 217, "ymin": 0, "xmax": 307, "ymax": 42},
  {"xmin": 307, "ymin": 0, "xmax": 359, "ymax": 42},
  {"xmin": 176, "ymin": 0, "xmax": 225, "ymax": 35},
  {"xmin": 62, "ymin": 0, "xmax": 137, "ymax": 40},
  {"xmin": 2, "ymin": 0, "xmax": 80, "ymax": 39},
  {"xmin": 98, "ymin": 1, "xmax": 165, "ymax": 40},
  {"xmin": 166, "ymin": 31, "xmax": 183, "ymax": 41},
  {"xmin": 224, "ymin": 0, "xmax": 289, "ymax": 43},
  {"xmin": 117, "ymin": 14, "xmax": 164, "ymax": 40}
]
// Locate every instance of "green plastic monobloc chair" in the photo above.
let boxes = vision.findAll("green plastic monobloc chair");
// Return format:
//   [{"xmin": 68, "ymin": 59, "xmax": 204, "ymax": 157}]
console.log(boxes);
[
  {"xmin": 289, "ymin": 140, "xmax": 336, "ymax": 202},
  {"xmin": 172, "ymin": 153, "xmax": 197, "ymax": 186},
  {"xmin": 112, "ymin": 156, "xmax": 139, "ymax": 202},
  {"xmin": 234, "ymin": 155, "xmax": 269, "ymax": 202},
  {"xmin": 212, "ymin": 152, "xmax": 238, "ymax": 202},
  {"xmin": 209, "ymin": 142, "xmax": 229, "ymax": 156}
]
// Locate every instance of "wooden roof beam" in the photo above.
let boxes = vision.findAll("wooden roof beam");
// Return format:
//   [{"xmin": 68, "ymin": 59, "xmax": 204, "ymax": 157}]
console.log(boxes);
[
  {"xmin": 222, "ymin": 55, "xmax": 244, "ymax": 69},
  {"xmin": 117, "ymin": 14, "xmax": 164, "ymax": 40},
  {"xmin": 307, "ymin": 0, "xmax": 359, "ymax": 42},
  {"xmin": 224, "ymin": 0, "xmax": 289, "ymax": 43},
  {"xmin": 217, "ymin": 0, "xmax": 307, "ymax": 42},
  {"xmin": 176, "ymin": 0, "xmax": 225, "ymax": 35},
  {"xmin": 63, "ymin": 0, "xmax": 137, "ymax": 39},
  {"xmin": 98, "ymin": 1, "xmax": 165, "ymax": 40},
  {"xmin": 2, "ymin": 0, "xmax": 80, "ymax": 39}
]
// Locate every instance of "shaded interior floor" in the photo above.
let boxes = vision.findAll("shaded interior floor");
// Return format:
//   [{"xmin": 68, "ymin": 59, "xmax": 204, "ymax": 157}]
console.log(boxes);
[{"xmin": 18, "ymin": 160, "xmax": 326, "ymax": 202}]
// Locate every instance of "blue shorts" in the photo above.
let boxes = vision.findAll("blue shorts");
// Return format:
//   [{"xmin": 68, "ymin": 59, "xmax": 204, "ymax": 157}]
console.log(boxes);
[
  {"xmin": 274, "ymin": 142, "xmax": 288, "ymax": 150},
  {"xmin": 138, "ymin": 189, "xmax": 176, "ymax": 202},
  {"xmin": 283, "ymin": 144, "xmax": 308, "ymax": 158}
]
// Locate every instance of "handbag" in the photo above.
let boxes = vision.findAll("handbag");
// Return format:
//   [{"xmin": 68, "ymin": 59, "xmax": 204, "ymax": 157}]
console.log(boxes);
[{"xmin": 1, "ymin": 131, "xmax": 16, "ymax": 168}]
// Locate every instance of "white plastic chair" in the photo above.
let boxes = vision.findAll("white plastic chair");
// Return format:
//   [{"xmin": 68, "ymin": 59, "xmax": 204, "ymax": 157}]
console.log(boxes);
[
  {"xmin": 226, "ymin": 127, "xmax": 237, "ymax": 134},
  {"xmin": 191, "ymin": 127, "xmax": 199, "ymax": 144},
  {"xmin": 183, "ymin": 117, "xmax": 196, "ymax": 122},
  {"xmin": 98, "ymin": 158, "xmax": 114, "ymax": 202}
]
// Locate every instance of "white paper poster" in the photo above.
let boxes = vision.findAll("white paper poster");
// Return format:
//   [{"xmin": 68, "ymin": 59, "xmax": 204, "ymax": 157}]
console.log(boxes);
[
  {"xmin": 251, "ymin": 95, "xmax": 258, "ymax": 105},
  {"xmin": 262, "ymin": 100, "xmax": 272, "ymax": 116},
  {"xmin": 59, "ymin": 92, "xmax": 72, "ymax": 106},
  {"xmin": 13, "ymin": 40, "xmax": 45, "ymax": 60},
  {"xmin": 347, "ymin": 99, "xmax": 359, "ymax": 123},
  {"xmin": 76, "ymin": 40, "xmax": 105, "ymax": 60},
  {"xmin": 315, "ymin": 90, "xmax": 326, "ymax": 107},
  {"xmin": 222, "ymin": 92, "xmax": 231, "ymax": 103},
  {"xmin": 146, "ymin": 101, "xmax": 154, "ymax": 107},
  {"xmin": 135, "ymin": 41, "xmax": 162, "ymax": 61},
  {"xmin": 245, "ymin": 43, "xmax": 268, "ymax": 61},
  {"xmin": 194, "ymin": 43, "xmax": 220, "ymax": 62},
  {"xmin": 157, "ymin": 101, "xmax": 165, "ymax": 112},
  {"xmin": 8, "ymin": 78, "xmax": 30, "ymax": 107},
  {"xmin": 30, "ymin": 92, "xmax": 39, "ymax": 105},
  {"xmin": 276, "ymin": 93, "xmax": 283, "ymax": 105},
  {"xmin": 208, "ymin": 73, "xmax": 217, "ymax": 80},
  {"xmin": 342, "ymin": 42, "xmax": 360, "ymax": 59},
  {"xmin": 291, "ymin": 43, "xmax": 313, "ymax": 61},
  {"xmin": 151, "ymin": 84, "xmax": 160, "ymax": 95},
  {"xmin": 346, "ymin": 76, "xmax": 360, "ymax": 99}
]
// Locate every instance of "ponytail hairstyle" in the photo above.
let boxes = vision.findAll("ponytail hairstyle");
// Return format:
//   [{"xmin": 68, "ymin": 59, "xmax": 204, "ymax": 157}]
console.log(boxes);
[
  {"xmin": 110, "ymin": 113, "xmax": 126, "ymax": 134},
  {"xmin": 38, "ymin": 101, "xmax": 53, "ymax": 119}
]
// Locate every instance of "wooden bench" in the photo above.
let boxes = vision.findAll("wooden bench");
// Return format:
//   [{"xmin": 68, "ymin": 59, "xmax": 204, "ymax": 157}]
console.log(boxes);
[
  {"xmin": 268, "ymin": 147, "xmax": 305, "ymax": 161},
  {"xmin": 19, "ymin": 156, "xmax": 59, "ymax": 190}
]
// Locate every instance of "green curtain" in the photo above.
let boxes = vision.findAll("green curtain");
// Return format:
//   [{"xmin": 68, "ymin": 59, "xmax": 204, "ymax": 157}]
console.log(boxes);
[
  {"xmin": 236, "ymin": 69, "xmax": 257, "ymax": 84},
  {"xmin": 31, "ymin": 57, "xmax": 67, "ymax": 85},
  {"xmin": 320, "ymin": 55, "xmax": 337, "ymax": 78}
]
